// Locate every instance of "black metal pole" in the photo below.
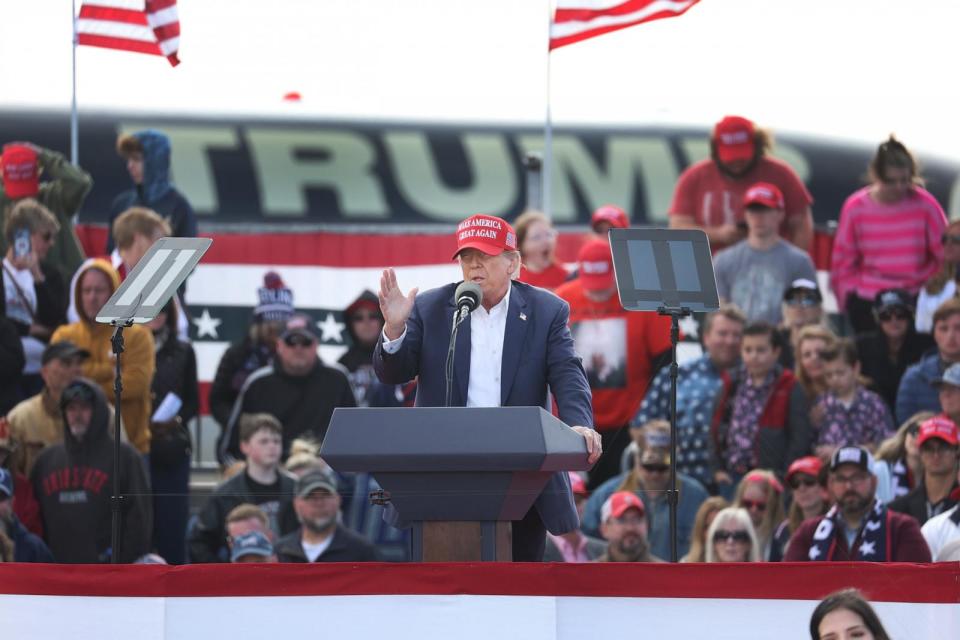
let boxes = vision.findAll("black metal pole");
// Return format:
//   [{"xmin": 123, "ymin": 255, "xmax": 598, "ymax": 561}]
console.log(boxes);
[
  {"xmin": 658, "ymin": 306, "xmax": 689, "ymax": 563},
  {"xmin": 667, "ymin": 313, "xmax": 680, "ymax": 563},
  {"xmin": 445, "ymin": 309, "xmax": 462, "ymax": 407},
  {"xmin": 109, "ymin": 322, "xmax": 129, "ymax": 564}
]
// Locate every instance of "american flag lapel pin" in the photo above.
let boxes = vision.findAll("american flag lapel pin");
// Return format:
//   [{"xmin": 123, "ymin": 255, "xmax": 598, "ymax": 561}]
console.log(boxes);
[{"xmin": 519, "ymin": 312, "xmax": 527, "ymax": 321}]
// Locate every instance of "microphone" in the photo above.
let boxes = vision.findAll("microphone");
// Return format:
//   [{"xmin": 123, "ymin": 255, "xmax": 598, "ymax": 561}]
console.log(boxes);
[{"xmin": 454, "ymin": 281, "xmax": 482, "ymax": 319}]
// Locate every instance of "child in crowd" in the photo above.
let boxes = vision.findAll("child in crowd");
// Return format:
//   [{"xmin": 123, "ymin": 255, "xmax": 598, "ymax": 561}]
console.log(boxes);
[
  {"xmin": 813, "ymin": 339, "xmax": 894, "ymax": 459},
  {"xmin": 715, "ymin": 322, "xmax": 812, "ymax": 497}
]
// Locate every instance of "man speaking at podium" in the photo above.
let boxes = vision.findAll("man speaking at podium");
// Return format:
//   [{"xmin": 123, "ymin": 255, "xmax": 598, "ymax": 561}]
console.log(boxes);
[{"xmin": 374, "ymin": 213, "xmax": 600, "ymax": 561}]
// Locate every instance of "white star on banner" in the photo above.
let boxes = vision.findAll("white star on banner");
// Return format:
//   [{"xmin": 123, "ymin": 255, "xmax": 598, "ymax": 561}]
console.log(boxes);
[
  {"xmin": 317, "ymin": 312, "xmax": 346, "ymax": 343},
  {"xmin": 192, "ymin": 308, "xmax": 222, "ymax": 339},
  {"xmin": 859, "ymin": 540, "xmax": 876, "ymax": 557},
  {"xmin": 679, "ymin": 314, "xmax": 700, "ymax": 340}
]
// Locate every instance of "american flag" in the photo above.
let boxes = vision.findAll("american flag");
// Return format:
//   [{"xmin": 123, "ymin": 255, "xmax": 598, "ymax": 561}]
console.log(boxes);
[
  {"xmin": 77, "ymin": 0, "xmax": 181, "ymax": 66},
  {"xmin": 550, "ymin": 0, "xmax": 701, "ymax": 51}
]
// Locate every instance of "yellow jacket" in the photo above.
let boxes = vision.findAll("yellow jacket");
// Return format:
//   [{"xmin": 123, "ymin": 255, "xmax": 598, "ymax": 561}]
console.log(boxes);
[{"xmin": 50, "ymin": 259, "xmax": 155, "ymax": 453}]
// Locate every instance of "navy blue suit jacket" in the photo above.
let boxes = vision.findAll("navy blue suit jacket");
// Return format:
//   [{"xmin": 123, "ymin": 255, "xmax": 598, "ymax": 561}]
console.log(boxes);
[{"xmin": 373, "ymin": 280, "xmax": 593, "ymax": 534}]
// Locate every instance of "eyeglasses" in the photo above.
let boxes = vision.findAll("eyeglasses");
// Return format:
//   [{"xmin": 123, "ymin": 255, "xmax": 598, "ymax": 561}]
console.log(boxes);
[
  {"xmin": 526, "ymin": 230, "xmax": 558, "ymax": 243},
  {"xmin": 785, "ymin": 297, "xmax": 819, "ymax": 308},
  {"xmin": 740, "ymin": 499, "xmax": 767, "ymax": 512},
  {"xmin": 713, "ymin": 530, "xmax": 750, "ymax": 544},
  {"xmin": 920, "ymin": 441, "xmax": 958, "ymax": 455},
  {"xmin": 790, "ymin": 477, "xmax": 819, "ymax": 490},
  {"xmin": 283, "ymin": 335, "xmax": 316, "ymax": 348},
  {"xmin": 878, "ymin": 309, "xmax": 910, "ymax": 322},
  {"xmin": 612, "ymin": 514, "xmax": 645, "ymax": 526},
  {"xmin": 641, "ymin": 463, "xmax": 669, "ymax": 474}
]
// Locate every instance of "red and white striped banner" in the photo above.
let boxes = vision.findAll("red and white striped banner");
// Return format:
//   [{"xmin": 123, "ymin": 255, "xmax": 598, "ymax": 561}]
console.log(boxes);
[
  {"xmin": 550, "ymin": 0, "xmax": 701, "ymax": 50},
  {"xmin": 2, "ymin": 563, "xmax": 958, "ymax": 639},
  {"xmin": 77, "ymin": 0, "xmax": 181, "ymax": 66}
]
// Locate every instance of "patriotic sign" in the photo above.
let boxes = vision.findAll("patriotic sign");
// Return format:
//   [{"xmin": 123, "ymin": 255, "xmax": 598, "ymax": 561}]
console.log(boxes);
[
  {"xmin": 550, "ymin": 0, "xmax": 701, "ymax": 50},
  {"xmin": 77, "ymin": 0, "xmax": 181, "ymax": 66}
]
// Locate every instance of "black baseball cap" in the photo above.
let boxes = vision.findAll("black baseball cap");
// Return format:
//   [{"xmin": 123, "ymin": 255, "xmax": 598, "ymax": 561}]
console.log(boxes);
[
  {"xmin": 41, "ymin": 341, "xmax": 90, "ymax": 366},
  {"xmin": 829, "ymin": 445, "xmax": 875, "ymax": 474},
  {"xmin": 279, "ymin": 313, "xmax": 320, "ymax": 342},
  {"xmin": 873, "ymin": 288, "xmax": 912, "ymax": 312},
  {"xmin": 783, "ymin": 278, "xmax": 823, "ymax": 303}
]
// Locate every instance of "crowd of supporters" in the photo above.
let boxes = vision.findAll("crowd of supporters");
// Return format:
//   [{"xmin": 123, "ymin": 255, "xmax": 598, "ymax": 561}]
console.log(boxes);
[{"xmin": 1, "ymin": 116, "xmax": 959, "ymax": 566}]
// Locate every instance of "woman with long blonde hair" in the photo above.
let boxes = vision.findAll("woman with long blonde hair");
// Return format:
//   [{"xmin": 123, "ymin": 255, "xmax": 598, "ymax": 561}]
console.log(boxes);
[
  {"xmin": 680, "ymin": 496, "xmax": 729, "ymax": 562},
  {"xmin": 732, "ymin": 469, "xmax": 785, "ymax": 561}
]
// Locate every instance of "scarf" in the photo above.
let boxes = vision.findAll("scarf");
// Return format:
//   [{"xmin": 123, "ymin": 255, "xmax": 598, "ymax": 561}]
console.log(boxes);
[
  {"xmin": 807, "ymin": 497, "xmax": 891, "ymax": 562},
  {"xmin": 891, "ymin": 459, "xmax": 912, "ymax": 498}
]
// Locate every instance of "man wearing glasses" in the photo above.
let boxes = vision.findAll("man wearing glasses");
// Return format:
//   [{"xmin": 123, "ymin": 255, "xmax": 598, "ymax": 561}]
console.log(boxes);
[
  {"xmin": 220, "ymin": 313, "xmax": 356, "ymax": 462},
  {"xmin": 776, "ymin": 279, "xmax": 826, "ymax": 370},
  {"xmin": 889, "ymin": 415, "xmax": 960, "ymax": 526},
  {"xmin": 596, "ymin": 491, "xmax": 662, "ymax": 563},
  {"xmin": 784, "ymin": 445, "xmax": 931, "ymax": 562}
]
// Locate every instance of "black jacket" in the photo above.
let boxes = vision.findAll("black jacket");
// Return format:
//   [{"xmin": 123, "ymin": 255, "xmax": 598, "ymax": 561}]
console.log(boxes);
[
  {"xmin": 857, "ymin": 331, "xmax": 935, "ymax": 412},
  {"xmin": 187, "ymin": 470, "xmax": 298, "ymax": 563},
  {"xmin": 208, "ymin": 338, "xmax": 272, "ymax": 432},
  {"xmin": 275, "ymin": 525, "xmax": 377, "ymax": 563},
  {"xmin": 220, "ymin": 360, "xmax": 356, "ymax": 462},
  {"xmin": 151, "ymin": 331, "xmax": 200, "ymax": 424},
  {"xmin": 888, "ymin": 480, "xmax": 960, "ymax": 527},
  {"xmin": 29, "ymin": 378, "xmax": 152, "ymax": 563},
  {"xmin": 0, "ymin": 313, "xmax": 25, "ymax": 414}
]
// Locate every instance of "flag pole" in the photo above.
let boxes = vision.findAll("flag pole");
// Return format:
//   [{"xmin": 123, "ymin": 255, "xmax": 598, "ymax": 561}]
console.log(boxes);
[
  {"xmin": 543, "ymin": 0, "xmax": 554, "ymax": 218},
  {"xmin": 70, "ymin": 0, "xmax": 79, "ymax": 165}
]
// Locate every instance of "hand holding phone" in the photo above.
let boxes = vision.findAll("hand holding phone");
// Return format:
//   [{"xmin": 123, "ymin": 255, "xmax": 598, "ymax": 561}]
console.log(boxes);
[{"xmin": 13, "ymin": 227, "xmax": 31, "ymax": 260}]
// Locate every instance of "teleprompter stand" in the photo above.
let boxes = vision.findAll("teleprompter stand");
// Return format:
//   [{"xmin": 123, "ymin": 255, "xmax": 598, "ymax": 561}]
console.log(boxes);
[
  {"xmin": 96, "ymin": 238, "xmax": 212, "ymax": 563},
  {"xmin": 609, "ymin": 228, "xmax": 719, "ymax": 562}
]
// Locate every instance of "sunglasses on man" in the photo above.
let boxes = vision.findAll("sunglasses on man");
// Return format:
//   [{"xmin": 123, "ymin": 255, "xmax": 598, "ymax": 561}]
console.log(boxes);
[
  {"xmin": 283, "ymin": 334, "xmax": 316, "ymax": 348},
  {"xmin": 877, "ymin": 308, "xmax": 910, "ymax": 322}
]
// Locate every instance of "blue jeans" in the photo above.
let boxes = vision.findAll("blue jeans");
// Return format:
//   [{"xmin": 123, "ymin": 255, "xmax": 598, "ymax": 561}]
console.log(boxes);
[{"xmin": 150, "ymin": 454, "xmax": 190, "ymax": 564}]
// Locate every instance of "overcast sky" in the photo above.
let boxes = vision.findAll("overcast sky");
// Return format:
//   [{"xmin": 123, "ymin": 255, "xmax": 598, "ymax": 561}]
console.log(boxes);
[{"xmin": 1, "ymin": 0, "xmax": 957, "ymax": 160}]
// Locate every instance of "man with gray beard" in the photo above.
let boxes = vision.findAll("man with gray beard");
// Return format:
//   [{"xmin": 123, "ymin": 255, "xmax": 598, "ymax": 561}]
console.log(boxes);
[{"xmin": 275, "ymin": 467, "xmax": 377, "ymax": 563}]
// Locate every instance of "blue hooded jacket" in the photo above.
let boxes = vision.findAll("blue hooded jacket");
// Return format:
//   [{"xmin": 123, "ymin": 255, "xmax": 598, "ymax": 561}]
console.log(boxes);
[{"xmin": 106, "ymin": 129, "xmax": 197, "ymax": 252}]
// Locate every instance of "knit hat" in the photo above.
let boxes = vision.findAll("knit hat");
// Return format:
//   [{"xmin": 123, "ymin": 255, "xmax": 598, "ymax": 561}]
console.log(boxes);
[{"xmin": 254, "ymin": 271, "xmax": 294, "ymax": 322}]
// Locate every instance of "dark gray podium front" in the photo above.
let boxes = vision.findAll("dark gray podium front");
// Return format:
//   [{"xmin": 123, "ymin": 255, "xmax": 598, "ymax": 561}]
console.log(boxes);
[{"xmin": 320, "ymin": 406, "xmax": 590, "ymax": 562}]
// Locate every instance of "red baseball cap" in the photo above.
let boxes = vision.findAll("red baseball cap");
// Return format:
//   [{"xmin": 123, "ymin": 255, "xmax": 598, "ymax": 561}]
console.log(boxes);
[
  {"xmin": 452, "ymin": 214, "xmax": 517, "ymax": 260},
  {"xmin": 567, "ymin": 471, "xmax": 588, "ymax": 497},
  {"xmin": 601, "ymin": 491, "xmax": 645, "ymax": 522},
  {"xmin": 1, "ymin": 144, "xmax": 39, "ymax": 199},
  {"xmin": 918, "ymin": 415, "xmax": 960, "ymax": 447},
  {"xmin": 743, "ymin": 182, "xmax": 785, "ymax": 210},
  {"xmin": 713, "ymin": 115, "xmax": 756, "ymax": 165},
  {"xmin": 577, "ymin": 239, "xmax": 615, "ymax": 291},
  {"xmin": 590, "ymin": 205, "xmax": 629, "ymax": 232},
  {"xmin": 786, "ymin": 456, "xmax": 822, "ymax": 484}
]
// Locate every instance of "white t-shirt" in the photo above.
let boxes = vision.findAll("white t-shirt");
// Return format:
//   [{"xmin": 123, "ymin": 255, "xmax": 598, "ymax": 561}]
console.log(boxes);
[
  {"xmin": 2, "ymin": 258, "xmax": 43, "ymax": 374},
  {"xmin": 301, "ymin": 536, "xmax": 334, "ymax": 562},
  {"xmin": 921, "ymin": 504, "xmax": 960, "ymax": 561}
]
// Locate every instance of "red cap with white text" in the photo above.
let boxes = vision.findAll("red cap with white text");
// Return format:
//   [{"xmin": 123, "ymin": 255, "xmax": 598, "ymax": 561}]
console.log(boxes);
[
  {"xmin": 452, "ymin": 214, "xmax": 517, "ymax": 260},
  {"xmin": 577, "ymin": 239, "xmax": 615, "ymax": 291},
  {"xmin": 713, "ymin": 115, "xmax": 756, "ymax": 164}
]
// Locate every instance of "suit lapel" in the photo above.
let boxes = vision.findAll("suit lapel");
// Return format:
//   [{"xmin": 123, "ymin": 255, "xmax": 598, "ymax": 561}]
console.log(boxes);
[
  {"xmin": 500, "ymin": 284, "xmax": 528, "ymax": 405},
  {"xmin": 449, "ymin": 291, "xmax": 471, "ymax": 406}
]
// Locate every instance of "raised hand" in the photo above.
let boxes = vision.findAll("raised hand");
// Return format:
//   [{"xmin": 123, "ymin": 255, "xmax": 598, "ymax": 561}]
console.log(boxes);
[{"xmin": 379, "ymin": 268, "xmax": 418, "ymax": 340}]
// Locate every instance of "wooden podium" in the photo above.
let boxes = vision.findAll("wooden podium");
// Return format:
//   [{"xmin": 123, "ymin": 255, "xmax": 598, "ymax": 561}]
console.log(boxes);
[{"xmin": 320, "ymin": 407, "xmax": 590, "ymax": 562}]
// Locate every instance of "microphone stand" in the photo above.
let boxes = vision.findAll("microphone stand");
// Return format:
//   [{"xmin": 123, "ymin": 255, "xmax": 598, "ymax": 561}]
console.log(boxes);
[{"xmin": 445, "ymin": 306, "xmax": 468, "ymax": 407}]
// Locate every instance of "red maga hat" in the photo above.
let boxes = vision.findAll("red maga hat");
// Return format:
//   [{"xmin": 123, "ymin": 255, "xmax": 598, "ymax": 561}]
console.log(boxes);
[
  {"xmin": 452, "ymin": 214, "xmax": 517, "ymax": 260},
  {"xmin": 590, "ymin": 205, "xmax": 629, "ymax": 231},
  {"xmin": 1, "ymin": 144, "xmax": 39, "ymax": 199},
  {"xmin": 601, "ymin": 491, "xmax": 645, "ymax": 522},
  {"xmin": 786, "ymin": 456, "xmax": 822, "ymax": 484},
  {"xmin": 918, "ymin": 415, "xmax": 959, "ymax": 447},
  {"xmin": 577, "ymin": 238, "xmax": 615, "ymax": 291},
  {"xmin": 744, "ymin": 182, "xmax": 785, "ymax": 210},
  {"xmin": 713, "ymin": 115, "xmax": 756, "ymax": 165}
]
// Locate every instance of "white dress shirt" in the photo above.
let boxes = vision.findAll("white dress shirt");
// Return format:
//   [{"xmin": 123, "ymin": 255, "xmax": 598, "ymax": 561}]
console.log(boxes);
[{"xmin": 382, "ymin": 284, "xmax": 511, "ymax": 407}]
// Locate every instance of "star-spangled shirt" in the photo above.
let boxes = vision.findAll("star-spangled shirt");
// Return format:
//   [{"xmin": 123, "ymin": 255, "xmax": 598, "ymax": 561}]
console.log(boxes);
[
  {"xmin": 634, "ymin": 354, "xmax": 726, "ymax": 487},
  {"xmin": 725, "ymin": 368, "xmax": 776, "ymax": 472},
  {"xmin": 814, "ymin": 386, "xmax": 894, "ymax": 447}
]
